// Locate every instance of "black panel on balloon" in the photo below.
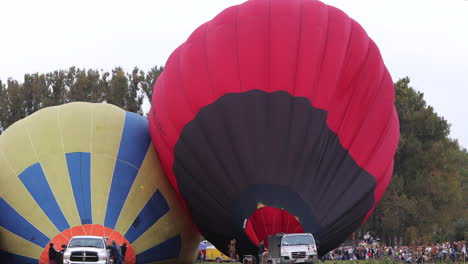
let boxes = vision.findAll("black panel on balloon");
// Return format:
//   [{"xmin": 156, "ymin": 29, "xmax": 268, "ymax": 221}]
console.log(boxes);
[{"xmin": 173, "ymin": 90, "xmax": 376, "ymax": 256}]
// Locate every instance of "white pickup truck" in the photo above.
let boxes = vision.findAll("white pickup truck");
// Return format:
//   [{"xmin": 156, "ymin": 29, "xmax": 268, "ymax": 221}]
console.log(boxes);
[{"xmin": 61, "ymin": 236, "xmax": 112, "ymax": 264}]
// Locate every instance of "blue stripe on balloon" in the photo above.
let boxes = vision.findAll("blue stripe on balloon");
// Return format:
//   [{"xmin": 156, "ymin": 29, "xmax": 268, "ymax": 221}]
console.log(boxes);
[
  {"xmin": 18, "ymin": 163, "xmax": 70, "ymax": 231},
  {"xmin": 0, "ymin": 198, "xmax": 50, "ymax": 247},
  {"xmin": 116, "ymin": 112, "xmax": 151, "ymax": 168},
  {"xmin": 136, "ymin": 235, "xmax": 181, "ymax": 264},
  {"xmin": 104, "ymin": 162, "xmax": 138, "ymax": 228},
  {"xmin": 0, "ymin": 249, "xmax": 38, "ymax": 264},
  {"xmin": 66, "ymin": 152, "xmax": 92, "ymax": 225},
  {"xmin": 125, "ymin": 190, "xmax": 170, "ymax": 243},
  {"xmin": 104, "ymin": 112, "xmax": 151, "ymax": 229}
]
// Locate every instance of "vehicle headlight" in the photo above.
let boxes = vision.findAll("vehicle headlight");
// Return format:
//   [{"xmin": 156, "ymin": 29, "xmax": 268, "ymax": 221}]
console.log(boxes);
[
  {"xmin": 99, "ymin": 252, "xmax": 108, "ymax": 260},
  {"xmin": 281, "ymin": 248, "xmax": 288, "ymax": 256},
  {"xmin": 63, "ymin": 252, "xmax": 71, "ymax": 260}
]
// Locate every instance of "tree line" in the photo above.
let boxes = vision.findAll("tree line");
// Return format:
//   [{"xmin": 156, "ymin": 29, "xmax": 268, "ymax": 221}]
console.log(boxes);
[
  {"xmin": 0, "ymin": 68, "xmax": 466, "ymax": 246},
  {"xmin": 0, "ymin": 66, "xmax": 163, "ymax": 131},
  {"xmin": 362, "ymin": 78, "xmax": 467, "ymax": 246}
]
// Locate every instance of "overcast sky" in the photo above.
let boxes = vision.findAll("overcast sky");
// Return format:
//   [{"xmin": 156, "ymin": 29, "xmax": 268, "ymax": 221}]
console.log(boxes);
[{"xmin": 0, "ymin": 0, "xmax": 467, "ymax": 148}]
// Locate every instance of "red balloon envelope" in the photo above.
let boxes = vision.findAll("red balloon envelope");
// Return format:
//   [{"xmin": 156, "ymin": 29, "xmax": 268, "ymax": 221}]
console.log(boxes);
[{"xmin": 149, "ymin": 0, "xmax": 399, "ymax": 257}]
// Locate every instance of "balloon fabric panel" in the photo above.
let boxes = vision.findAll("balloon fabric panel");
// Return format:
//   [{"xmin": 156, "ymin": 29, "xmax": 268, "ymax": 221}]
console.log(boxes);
[
  {"xmin": 149, "ymin": 0, "xmax": 399, "ymax": 257},
  {"xmin": 0, "ymin": 102, "xmax": 201, "ymax": 264}
]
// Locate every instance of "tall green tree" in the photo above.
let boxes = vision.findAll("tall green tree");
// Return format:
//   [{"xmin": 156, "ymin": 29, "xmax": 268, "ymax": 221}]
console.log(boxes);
[
  {"xmin": 22, "ymin": 73, "xmax": 50, "ymax": 115},
  {"xmin": 127, "ymin": 67, "xmax": 145, "ymax": 114},
  {"xmin": 0, "ymin": 80, "xmax": 6, "ymax": 133},
  {"xmin": 69, "ymin": 68, "xmax": 90, "ymax": 102},
  {"xmin": 46, "ymin": 70, "xmax": 67, "ymax": 105},
  {"xmin": 87, "ymin": 69, "xmax": 102, "ymax": 103},
  {"xmin": 109, "ymin": 67, "xmax": 128, "ymax": 109},
  {"xmin": 4, "ymin": 79, "xmax": 25, "ymax": 129},
  {"xmin": 143, "ymin": 66, "xmax": 163, "ymax": 100}
]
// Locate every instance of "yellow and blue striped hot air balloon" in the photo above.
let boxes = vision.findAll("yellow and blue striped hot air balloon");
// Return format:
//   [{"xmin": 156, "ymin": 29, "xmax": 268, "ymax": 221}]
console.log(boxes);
[{"xmin": 0, "ymin": 102, "xmax": 200, "ymax": 264}]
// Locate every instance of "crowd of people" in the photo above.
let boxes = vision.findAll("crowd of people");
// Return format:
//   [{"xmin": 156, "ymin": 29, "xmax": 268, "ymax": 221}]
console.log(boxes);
[{"xmin": 323, "ymin": 240, "xmax": 467, "ymax": 263}]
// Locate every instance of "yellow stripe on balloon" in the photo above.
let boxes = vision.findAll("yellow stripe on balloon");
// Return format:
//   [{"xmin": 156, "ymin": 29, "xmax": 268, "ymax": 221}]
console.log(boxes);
[
  {"xmin": 131, "ymin": 212, "xmax": 179, "ymax": 255},
  {"xmin": 0, "ymin": 121, "xmax": 38, "ymax": 176},
  {"xmin": 114, "ymin": 145, "xmax": 164, "ymax": 235},
  {"xmin": 59, "ymin": 102, "xmax": 93, "ymax": 153},
  {"xmin": 22, "ymin": 106, "xmax": 81, "ymax": 227},
  {"xmin": 0, "ymin": 227, "xmax": 44, "ymax": 259},
  {"xmin": 90, "ymin": 104, "xmax": 126, "ymax": 225},
  {"xmin": 0, "ymin": 134, "xmax": 59, "ymax": 239}
]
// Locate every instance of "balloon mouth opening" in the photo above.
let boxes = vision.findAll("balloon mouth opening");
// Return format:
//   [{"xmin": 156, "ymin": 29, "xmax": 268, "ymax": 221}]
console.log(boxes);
[
  {"xmin": 244, "ymin": 206, "xmax": 304, "ymax": 248},
  {"xmin": 39, "ymin": 224, "xmax": 136, "ymax": 264}
]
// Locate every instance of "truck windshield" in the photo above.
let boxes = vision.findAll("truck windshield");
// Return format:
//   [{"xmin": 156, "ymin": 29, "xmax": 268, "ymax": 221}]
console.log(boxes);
[
  {"xmin": 281, "ymin": 235, "xmax": 315, "ymax": 246},
  {"xmin": 69, "ymin": 238, "xmax": 104, "ymax": 248}
]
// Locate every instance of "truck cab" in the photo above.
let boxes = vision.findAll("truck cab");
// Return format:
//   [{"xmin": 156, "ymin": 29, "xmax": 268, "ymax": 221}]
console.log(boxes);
[
  {"xmin": 267, "ymin": 233, "xmax": 318, "ymax": 264},
  {"xmin": 62, "ymin": 235, "xmax": 111, "ymax": 264}
]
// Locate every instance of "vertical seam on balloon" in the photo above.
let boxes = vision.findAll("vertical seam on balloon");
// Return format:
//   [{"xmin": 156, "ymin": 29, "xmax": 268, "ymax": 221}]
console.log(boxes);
[
  {"xmin": 310, "ymin": 4, "xmax": 330, "ymax": 195},
  {"xmin": 57, "ymin": 105, "xmax": 66, "ymax": 156},
  {"xmin": 90, "ymin": 104, "xmax": 95, "ymax": 154},
  {"xmin": 318, "ymin": 4, "xmax": 332, "ymax": 161},
  {"xmin": 80, "ymin": 223, "xmax": 86, "ymax": 235},
  {"xmin": 326, "ymin": 40, "xmax": 374, "ymax": 214},
  {"xmin": 184, "ymin": 105, "xmax": 243, "ymax": 200},
  {"xmin": 332, "ymin": 19, "xmax": 356, "ymax": 136},
  {"xmin": 362, "ymin": 86, "xmax": 394, "ymax": 172},
  {"xmin": 348, "ymin": 50, "xmax": 386, "ymax": 163},
  {"xmin": 292, "ymin": 0, "xmax": 304, "ymax": 97},
  {"xmin": 336, "ymin": 21, "xmax": 370, "ymax": 138},
  {"xmin": 22, "ymin": 121, "xmax": 40, "ymax": 164},
  {"xmin": 262, "ymin": 0, "xmax": 272, "ymax": 182},
  {"xmin": 202, "ymin": 21, "xmax": 216, "ymax": 102},
  {"xmin": 174, "ymin": 137, "xmax": 233, "ymax": 217},
  {"xmin": 314, "ymin": 18, "xmax": 357, "ymax": 212},
  {"xmin": 311, "ymin": 5, "xmax": 330, "ymax": 210},
  {"xmin": 267, "ymin": 0, "xmax": 271, "ymax": 91},
  {"xmin": 259, "ymin": 208, "xmax": 269, "ymax": 238},
  {"xmin": 89, "ymin": 104, "xmax": 96, "ymax": 223},
  {"xmin": 330, "ymin": 12, "xmax": 353, "ymax": 117},
  {"xmin": 333, "ymin": 50, "xmax": 374, "ymax": 203},
  {"xmin": 203, "ymin": 21, "xmax": 215, "ymax": 105},
  {"xmin": 59, "ymin": 232, "xmax": 69, "ymax": 242},
  {"xmin": 294, "ymin": 102, "xmax": 314, "ymax": 194},
  {"xmin": 313, "ymin": 3, "xmax": 329, "ymax": 106},
  {"xmin": 271, "ymin": 208, "xmax": 277, "ymax": 237},
  {"xmin": 288, "ymin": 0, "xmax": 304, "ymax": 191},
  {"xmin": 372, "ymin": 150, "xmax": 394, "ymax": 203},
  {"xmin": 235, "ymin": 5, "xmax": 242, "ymax": 92},
  {"xmin": 236, "ymin": 5, "xmax": 259, "ymax": 185},
  {"xmin": 0, "ymin": 146, "xmax": 16, "ymax": 176},
  {"xmin": 176, "ymin": 48, "xmax": 196, "ymax": 118}
]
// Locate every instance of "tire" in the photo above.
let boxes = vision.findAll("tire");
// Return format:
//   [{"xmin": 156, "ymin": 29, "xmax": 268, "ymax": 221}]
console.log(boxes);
[{"xmin": 216, "ymin": 257, "xmax": 223, "ymax": 263}]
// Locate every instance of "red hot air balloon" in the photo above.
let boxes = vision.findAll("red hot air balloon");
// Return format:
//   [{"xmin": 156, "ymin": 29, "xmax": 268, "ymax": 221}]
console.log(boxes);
[{"xmin": 149, "ymin": 0, "xmax": 399, "ymax": 257}]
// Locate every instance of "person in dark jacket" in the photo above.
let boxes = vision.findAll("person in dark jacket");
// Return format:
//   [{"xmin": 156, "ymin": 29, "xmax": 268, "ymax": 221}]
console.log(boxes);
[
  {"xmin": 258, "ymin": 240, "xmax": 266, "ymax": 263},
  {"xmin": 121, "ymin": 242, "xmax": 127, "ymax": 262},
  {"xmin": 48, "ymin": 243, "xmax": 59, "ymax": 264},
  {"xmin": 110, "ymin": 240, "xmax": 123, "ymax": 264}
]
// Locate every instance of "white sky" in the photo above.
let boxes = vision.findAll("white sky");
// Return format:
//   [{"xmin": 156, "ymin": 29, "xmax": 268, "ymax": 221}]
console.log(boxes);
[{"xmin": 0, "ymin": 0, "xmax": 467, "ymax": 148}]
